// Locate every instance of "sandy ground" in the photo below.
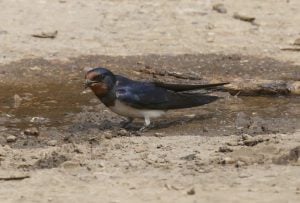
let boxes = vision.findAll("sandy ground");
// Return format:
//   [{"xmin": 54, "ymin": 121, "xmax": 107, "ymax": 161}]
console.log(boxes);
[
  {"xmin": 0, "ymin": 0, "xmax": 300, "ymax": 203},
  {"xmin": 1, "ymin": 0, "xmax": 300, "ymax": 64}
]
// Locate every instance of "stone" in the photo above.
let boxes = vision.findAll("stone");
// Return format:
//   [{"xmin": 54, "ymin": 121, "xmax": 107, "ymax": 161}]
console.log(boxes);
[
  {"xmin": 288, "ymin": 81, "xmax": 300, "ymax": 95},
  {"xmin": 104, "ymin": 133, "xmax": 113, "ymax": 139},
  {"xmin": 235, "ymin": 160, "xmax": 246, "ymax": 168},
  {"xmin": 187, "ymin": 188, "xmax": 196, "ymax": 195},
  {"xmin": 117, "ymin": 129, "xmax": 129, "ymax": 136},
  {"xmin": 24, "ymin": 127, "xmax": 39, "ymax": 136},
  {"xmin": 221, "ymin": 157, "xmax": 236, "ymax": 165},
  {"xmin": 212, "ymin": 3, "xmax": 227, "ymax": 14},
  {"xmin": 243, "ymin": 138, "xmax": 264, "ymax": 146},
  {"xmin": 219, "ymin": 146, "xmax": 233, "ymax": 153},
  {"xmin": 13, "ymin": 94, "xmax": 22, "ymax": 108},
  {"xmin": 154, "ymin": 132, "xmax": 165, "ymax": 137},
  {"xmin": 30, "ymin": 117, "xmax": 48, "ymax": 123},
  {"xmin": 61, "ymin": 160, "xmax": 80, "ymax": 169},
  {"xmin": 6, "ymin": 135, "xmax": 17, "ymax": 142},
  {"xmin": 47, "ymin": 140, "xmax": 58, "ymax": 146},
  {"xmin": 293, "ymin": 38, "xmax": 300, "ymax": 46},
  {"xmin": 134, "ymin": 146, "xmax": 147, "ymax": 153},
  {"xmin": 180, "ymin": 154, "xmax": 196, "ymax": 161}
]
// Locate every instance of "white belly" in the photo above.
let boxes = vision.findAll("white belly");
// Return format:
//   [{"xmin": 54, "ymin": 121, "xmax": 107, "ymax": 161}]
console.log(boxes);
[{"xmin": 109, "ymin": 100, "xmax": 166, "ymax": 119}]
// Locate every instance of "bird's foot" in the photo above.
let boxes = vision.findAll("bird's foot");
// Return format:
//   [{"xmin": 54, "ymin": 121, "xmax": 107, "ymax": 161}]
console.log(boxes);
[
  {"xmin": 138, "ymin": 123, "xmax": 155, "ymax": 132},
  {"xmin": 138, "ymin": 117, "xmax": 153, "ymax": 132},
  {"xmin": 120, "ymin": 118, "xmax": 133, "ymax": 129},
  {"xmin": 138, "ymin": 126, "xmax": 148, "ymax": 132}
]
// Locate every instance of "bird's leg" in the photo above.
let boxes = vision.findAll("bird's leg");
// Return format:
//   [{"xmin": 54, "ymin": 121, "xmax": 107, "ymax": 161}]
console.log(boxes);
[
  {"xmin": 139, "ymin": 117, "xmax": 151, "ymax": 132},
  {"xmin": 120, "ymin": 117, "xmax": 134, "ymax": 128}
]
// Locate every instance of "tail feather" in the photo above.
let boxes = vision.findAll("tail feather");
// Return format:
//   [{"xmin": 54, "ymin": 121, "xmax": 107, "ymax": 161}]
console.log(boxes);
[{"xmin": 161, "ymin": 93, "xmax": 219, "ymax": 109}]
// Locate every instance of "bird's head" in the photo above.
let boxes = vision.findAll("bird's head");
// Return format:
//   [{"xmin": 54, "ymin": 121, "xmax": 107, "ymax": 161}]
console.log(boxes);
[{"xmin": 84, "ymin": 67, "xmax": 116, "ymax": 97}]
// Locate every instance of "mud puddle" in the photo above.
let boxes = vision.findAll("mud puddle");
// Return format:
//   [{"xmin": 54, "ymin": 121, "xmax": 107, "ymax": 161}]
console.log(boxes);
[
  {"xmin": 0, "ymin": 83, "xmax": 92, "ymax": 128},
  {"xmin": 0, "ymin": 54, "xmax": 299, "ymax": 148},
  {"xmin": 0, "ymin": 80, "xmax": 299, "ymax": 149}
]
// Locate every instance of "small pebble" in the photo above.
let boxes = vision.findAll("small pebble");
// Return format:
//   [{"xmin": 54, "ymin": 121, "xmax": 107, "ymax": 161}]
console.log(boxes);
[
  {"xmin": 61, "ymin": 161, "xmax": 80, "ymax": 169},
  {"xmin": 6, "ymin": 135, "xmax": 17, "ymax": 142},
  {"xmin": 212, "ymin": 3, "xmax": 227, "ymax": 14},
  {"xmin": 104, "ymin": 133, "xmax": 112, "ymax": 139},
  {"xmin": 30, "ymin": 117, "xmax": 48, "ymax": 123},
  {"xmin": 154, "ymin": 132, "xmax": 165, "ymax": 137},
  {"xmin": 219, "ymin": 146, "xmax": 233, "ymax": 153},
  {"xmin": 156, "ymin": 144, "xmax": 163, "ymax": 149},
  {"xmin": 180, "ymin": 154, "xmax": 196, "ymax": 161},
  {"xmin": 13, "ymin": 94, "xmax": 22, "ymax": 108},
  {"xmin": 235, "ymin": 160, "xmax": 246, "ymax": 168},
  {"xmin": 103, "ymin": 131, "xmax": 113, "ymax": 139},
  {"xmin": 47, "ymin": 140, "xmax": 58, "ymax": 146},
  {"xmin": 134, "ymin": 146, "xmax": 147, "ymax": 153},
  {"xmin": 221, "ymin": 157, "xmax": 236, "ymax": 165},
  {"xmin": 293, "ymin": 38, "xmax": 300, "ymax": 46},
  {"xmin": 24, "ymin": 127, "xmax": 39, "ymax": 136},
  {"xmin": 114, "ymin": 143, "xmax": 122, "ymax": 149},
  {"xmin": 98, "ymin": 161, "xmax": 105, "ymax": 168},
  {"xmin": 288, "ymin": 81, "xmax": 300, "ymax": 95},
  {"xmin": 117, "ymin": 129, "xmax": 129, "ymax": 136},
  {"xmin": 30, "ymin": 66, "xmax": 41, "ymax": 71},
  {"xmin": 243, "ymin": 137, "xmax": 264, "ymax": 146},
  {"xmin": 226, "ymin": 141, "xmax": 238, "ymax": 146},
  {"xmin": 187, "ymin": 188, "xmax": 196, "ymax": 195}
]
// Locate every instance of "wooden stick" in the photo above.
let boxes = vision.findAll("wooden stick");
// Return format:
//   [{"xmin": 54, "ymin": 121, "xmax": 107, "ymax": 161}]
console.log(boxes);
[
  {"xmin": 0, "ymin": 175, "xmax": 30, "ymax": 181},
  {"xmin": 224, "ymin": 79, "xmax": 300, "ymax": 96},
  {"xmin": 138, "ymin": 68, "xmax": 202, "ymax": 80}
]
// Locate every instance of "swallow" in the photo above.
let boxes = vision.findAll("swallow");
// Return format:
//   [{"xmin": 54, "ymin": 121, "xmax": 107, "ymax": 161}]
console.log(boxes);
[{"xmin": 84, "ymin": 67, "xmax": 228, "ymax": 131}]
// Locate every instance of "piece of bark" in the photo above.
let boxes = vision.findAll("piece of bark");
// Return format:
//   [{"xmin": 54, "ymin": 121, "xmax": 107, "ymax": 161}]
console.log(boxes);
[
  {"xmin": 32, "ymin": 30, "xmax": 58, "ymax": 39},
  {"xmin": 281, "ymin": 47, "xmax": 300, "ymax": 52}
]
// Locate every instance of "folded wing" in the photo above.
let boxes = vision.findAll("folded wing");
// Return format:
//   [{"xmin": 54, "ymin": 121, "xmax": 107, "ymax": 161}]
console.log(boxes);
[{"xmin": 115, "ymin": 76, "xmax": 219, "ymax": 110}]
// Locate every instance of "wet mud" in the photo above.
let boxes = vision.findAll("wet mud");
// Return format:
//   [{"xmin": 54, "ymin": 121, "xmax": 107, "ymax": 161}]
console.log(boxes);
[{"xmin": 0, "ymin": 54, "xmax": 299, "ymax": 148}]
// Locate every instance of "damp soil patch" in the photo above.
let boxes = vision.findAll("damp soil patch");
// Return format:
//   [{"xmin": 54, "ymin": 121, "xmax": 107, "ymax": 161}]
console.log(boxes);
[{"xmin": 0, "ymin": 54, "xmax": 299, "ymax": 148}]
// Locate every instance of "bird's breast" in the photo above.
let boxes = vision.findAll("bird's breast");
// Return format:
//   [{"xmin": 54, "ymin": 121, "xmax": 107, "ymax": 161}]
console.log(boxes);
[{"xmin": 90, "ymin": 83, "xmax": 109, "ymax": 97}]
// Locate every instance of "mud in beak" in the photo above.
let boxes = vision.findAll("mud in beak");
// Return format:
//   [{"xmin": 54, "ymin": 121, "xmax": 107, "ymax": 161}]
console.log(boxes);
[{"xmin": 84, "ymin": 79, "xmax": 100, "ymax": 89}]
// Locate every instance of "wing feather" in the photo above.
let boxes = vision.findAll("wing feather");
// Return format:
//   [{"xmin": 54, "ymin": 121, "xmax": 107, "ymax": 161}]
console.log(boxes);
[{"xmin": 115, "ymin": 76, "xmax": 219, "ymax": 110}]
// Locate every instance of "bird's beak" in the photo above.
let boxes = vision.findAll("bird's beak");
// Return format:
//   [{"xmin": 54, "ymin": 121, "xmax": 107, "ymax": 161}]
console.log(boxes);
[{"xmin": 84, "ymin": 79, "xmax": 100, "ymax": 89}]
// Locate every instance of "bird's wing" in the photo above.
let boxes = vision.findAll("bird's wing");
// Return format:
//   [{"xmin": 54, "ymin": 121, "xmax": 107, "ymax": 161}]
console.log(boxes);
[
  {"xmin": 115, "ymin": 76, "xmax": 218, "ymax": 110},
  {"xmin": 152, "ymin": 81, "xmax": 229, "ymax": 92}
]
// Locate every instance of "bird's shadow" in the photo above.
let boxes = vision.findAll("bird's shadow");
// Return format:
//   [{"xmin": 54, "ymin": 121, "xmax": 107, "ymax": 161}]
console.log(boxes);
[
  {"xmin": 69, "ymin": 113, "xmax": 215, "ymax": 133},
  {"xmin": 125, "ymin": 113, "xmax": 215, "ymax": 131}
]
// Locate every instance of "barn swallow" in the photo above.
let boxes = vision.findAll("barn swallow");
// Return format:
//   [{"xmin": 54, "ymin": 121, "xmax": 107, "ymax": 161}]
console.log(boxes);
[{"xmin": 85, "ymin": 67, "xmax": 228, "ymax": 131}]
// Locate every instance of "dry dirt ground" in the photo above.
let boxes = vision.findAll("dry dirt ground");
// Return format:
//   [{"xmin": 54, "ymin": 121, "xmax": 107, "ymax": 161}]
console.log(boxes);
[{"xmin": 0, "ymin": 0, "xmax": 300, "ymax": 203}]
